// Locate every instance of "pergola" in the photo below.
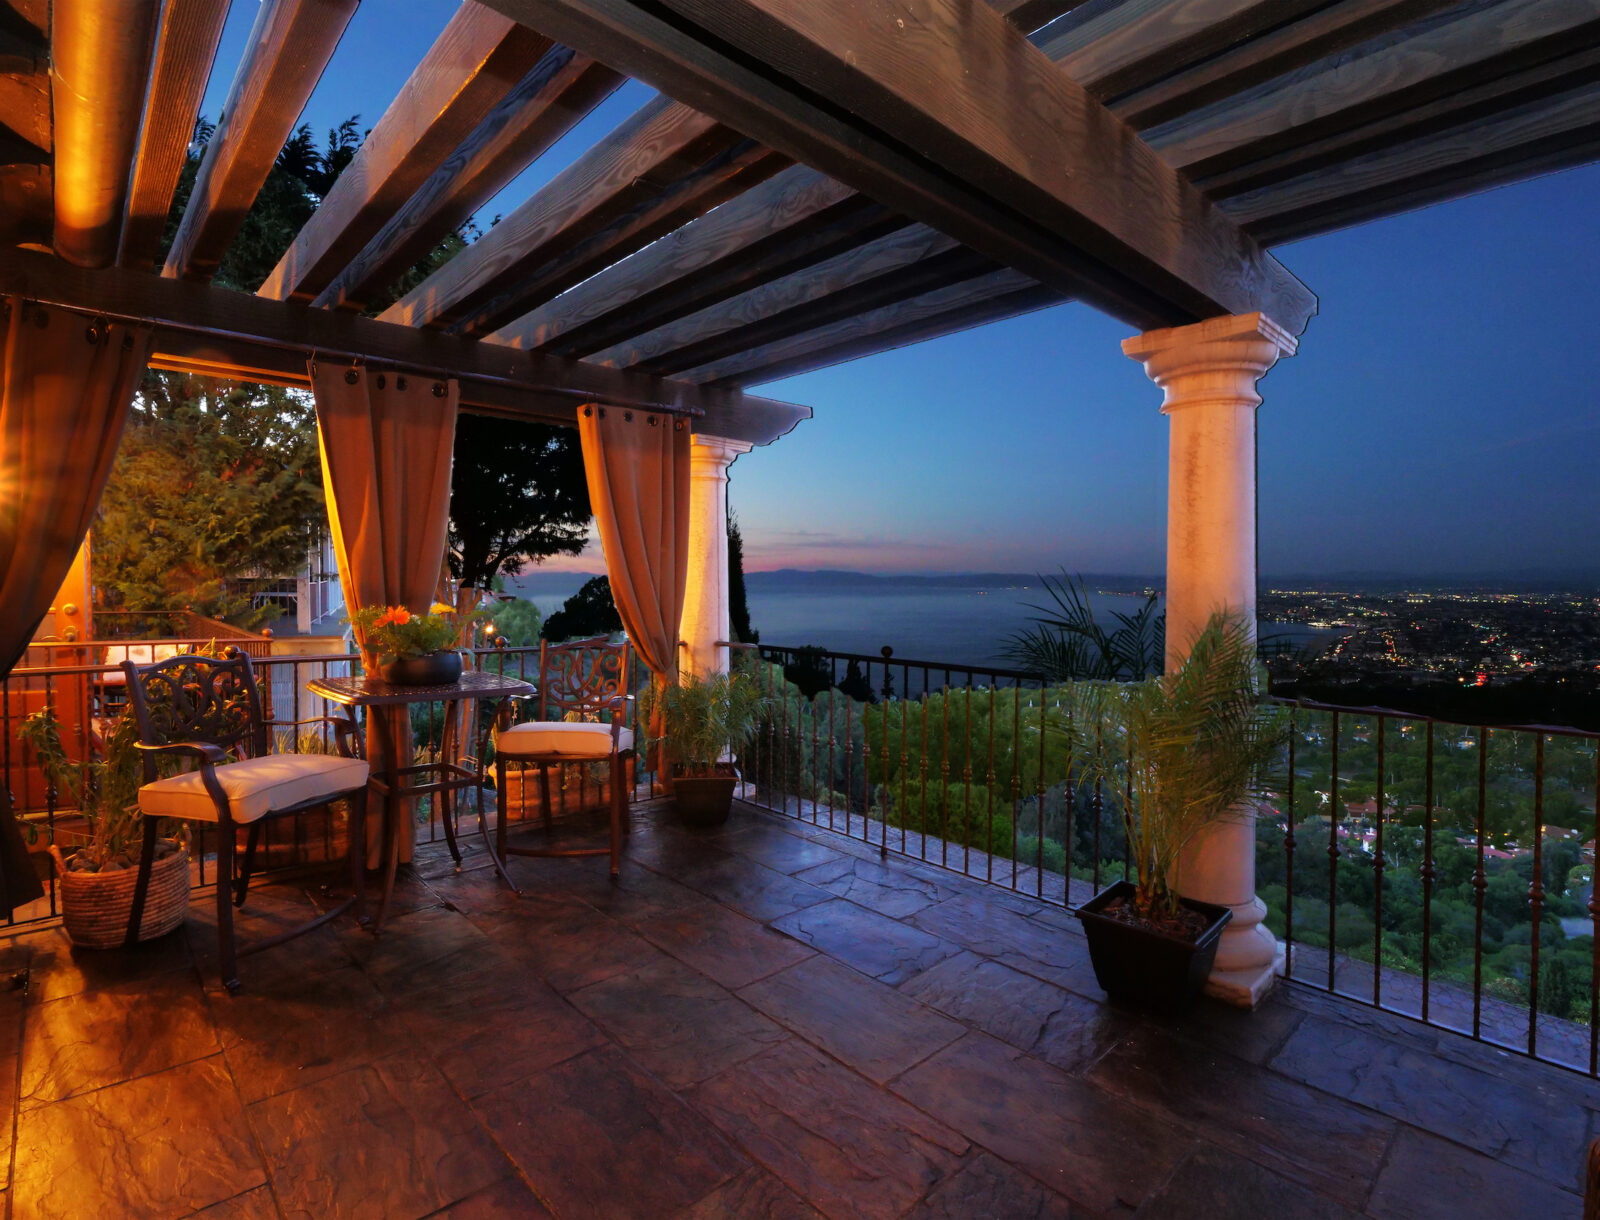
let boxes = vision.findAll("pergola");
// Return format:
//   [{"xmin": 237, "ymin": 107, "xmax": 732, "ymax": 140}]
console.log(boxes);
[{"xmin": 2, "ymin": 0, "xmax": 1596, "ymax": 1004}]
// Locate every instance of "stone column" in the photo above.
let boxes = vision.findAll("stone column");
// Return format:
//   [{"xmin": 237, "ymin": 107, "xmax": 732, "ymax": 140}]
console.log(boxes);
[
  {"xmin": 680, "ymin": 434, "xmax": 753, "ymax": 678},
  {"xmin": 1123, "ymin": 311, "xmax": 1298, "ymax": 1008}
]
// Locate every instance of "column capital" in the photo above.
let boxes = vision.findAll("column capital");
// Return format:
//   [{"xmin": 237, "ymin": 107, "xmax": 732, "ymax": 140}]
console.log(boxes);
[
  {"xmin": 690, "ymin": 433, "xmax": 755, "ymax": 469},
  {"xmin": 1123, "ymin": 312, "xmax": 1297, "ymax": 415}
]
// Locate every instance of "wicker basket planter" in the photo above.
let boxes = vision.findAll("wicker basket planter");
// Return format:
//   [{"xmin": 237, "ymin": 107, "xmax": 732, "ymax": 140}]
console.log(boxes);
[{"xmin": 49, "ymin": 842, "xmax": 190, "ymax": 949}]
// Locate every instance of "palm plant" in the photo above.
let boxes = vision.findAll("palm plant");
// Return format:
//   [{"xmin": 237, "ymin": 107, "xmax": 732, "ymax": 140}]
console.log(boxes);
[
  {"xmin": 640, "ymin": 670, "xmax": 771, "ymax": 775},
  {"xmin": 1004, "ymin": 571, "xmax": 1164, "ymax": 681},
  {"xmin": 1066, "ymin": 612, "xmax": 1285, "ymax": 924}
]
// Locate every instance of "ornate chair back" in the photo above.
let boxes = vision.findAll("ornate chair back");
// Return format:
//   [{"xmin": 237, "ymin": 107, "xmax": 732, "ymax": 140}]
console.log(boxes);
[
  {"xmin": 121, "ymin": 650, "xmax": 269, "ymax": 782},
  {"xmin": 536, "ymin": 636, "xmax": 631, "ymax": 725}
]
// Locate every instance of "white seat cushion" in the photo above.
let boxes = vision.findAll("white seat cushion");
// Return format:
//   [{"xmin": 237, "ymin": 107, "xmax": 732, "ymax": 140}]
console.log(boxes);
[
  {"xmin": 496, "ymin": 720, "xmax": 632, "ymax": 759},
  {"xmin": 138, "ymin": 754, "xmax": 369, "ymax": 824}
]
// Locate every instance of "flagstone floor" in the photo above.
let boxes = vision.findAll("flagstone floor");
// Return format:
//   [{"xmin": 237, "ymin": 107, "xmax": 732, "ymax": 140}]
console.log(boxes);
[{"xmin": 0, "ymin": 798, "xmax": 1592, "ymax": 1219}]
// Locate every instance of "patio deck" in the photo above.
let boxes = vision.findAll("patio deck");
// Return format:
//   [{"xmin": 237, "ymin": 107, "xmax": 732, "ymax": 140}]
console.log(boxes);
[{"xmin": 0, "ymin": 799, "xmax": 1591, "ymax": 1220}]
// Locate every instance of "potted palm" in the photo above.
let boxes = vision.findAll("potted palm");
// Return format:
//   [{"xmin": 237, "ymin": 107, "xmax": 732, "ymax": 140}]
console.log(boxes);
[
  {"xmin": 641, "ymin": 669, "xmax": 771, "ymax": 826},
  {"xmin": 1066, "ymin": 612, "xmax": 1284, "ymax": 1012},
  {"xmin": 19, "ymin": 706, "xmax": 190, "ymax": 948}
]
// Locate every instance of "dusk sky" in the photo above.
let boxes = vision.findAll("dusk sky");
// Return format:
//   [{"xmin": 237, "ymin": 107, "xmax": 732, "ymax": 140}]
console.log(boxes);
[{"xmin": 207, "ymin": 1, "xmax": 1600, "ymax": 582}]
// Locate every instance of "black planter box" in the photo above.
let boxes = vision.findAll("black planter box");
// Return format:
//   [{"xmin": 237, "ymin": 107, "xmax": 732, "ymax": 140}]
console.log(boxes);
[
  {"xmin": 671, "ymin": 768, "xmax": 739, "ymax": 826},
  {"xmin": 1075, "ymin": 880, "xmax": 1232, "ymax": 1013}
]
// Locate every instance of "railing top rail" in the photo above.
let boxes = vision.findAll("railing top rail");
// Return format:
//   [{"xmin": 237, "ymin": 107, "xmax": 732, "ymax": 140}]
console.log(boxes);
[
  {"xmin": 6, "ymin": 643, "xmax": 543, "ymax": 681},
  {"xmin": 1270, "ymin": 695, "xmax": 1600, "ymax": 742},
  {"xmin": 755, "ymin": 641, "xmax": 1047, "ymax": 685}
]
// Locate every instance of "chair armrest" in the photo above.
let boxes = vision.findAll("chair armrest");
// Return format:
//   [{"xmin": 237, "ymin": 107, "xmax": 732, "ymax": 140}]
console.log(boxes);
[
  {"xmin": 134, "ymin": 741, "xmax": 229, "ymax": 765},
  {"xmin": 282, "ymin": 715, "xmax": 365, "ymax": 761}
]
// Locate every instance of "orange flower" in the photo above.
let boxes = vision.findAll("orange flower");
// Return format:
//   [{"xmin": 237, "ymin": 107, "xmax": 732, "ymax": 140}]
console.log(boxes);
[{"xmin": 374, "ymin": 606, "xmax": 412, "ymax": 628}]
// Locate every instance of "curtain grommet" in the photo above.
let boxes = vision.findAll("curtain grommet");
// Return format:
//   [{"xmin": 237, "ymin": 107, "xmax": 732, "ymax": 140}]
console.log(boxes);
[
  {"xmin": 624, "ymin": 411, "xmax": 633, "ymax": 423},
  {"xmin": 375, "ymin": 373, "xmax": 386, "ymax": 390},
  {"xmin": 344, "ymin": 369, "xmax": 359, "ymax": 385},
  {"xmin": 396, "ymin": 375, "xmax": 407, "ymax": 391},
  {"xmin": 433, "ymin": 382, "xmax": 446, "ymax": 398}
]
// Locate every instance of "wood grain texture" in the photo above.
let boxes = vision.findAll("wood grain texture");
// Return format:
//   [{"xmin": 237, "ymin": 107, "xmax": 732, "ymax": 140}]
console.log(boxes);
[
  {"xmin": 484, "ymin": 0, "xmax": 1316, "ymax": 332},
  {"xmin": 119, "ymin": 0, "xmax": 231, "ymax": 269},
  {"xmin": 678, "ymin": 270, "xmax": 1063, "ymax": 387},
  {"xmin": 0, "ymin": 22, "xmax": 49, "ymax": 154},
  {"xmin": 162, "ymin": 0, "xmax": 357, "ymax": 282},
  {"xmin": 257, "ymin": 3, "xmax": 552, "ymax": 302},
  {"xmin": 312, "ymin": 47, "xmax": 621, "ymax": 311},
  {"xmin": 0, "ymin": 246, "xmax": 811, "ymax": 445},
  {"xmin": 380, "ymin": 94, "xmax": 787, "ymax": 334},
  {"xmin": 984, "ymin": 0, "xmax": 1078, "ymax": 34}
]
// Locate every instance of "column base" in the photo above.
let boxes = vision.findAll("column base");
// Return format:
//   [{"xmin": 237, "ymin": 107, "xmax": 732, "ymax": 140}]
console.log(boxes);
[{"xmin": 1204, "ymin": 938, "xmax": 1285, "ymax": 1008}]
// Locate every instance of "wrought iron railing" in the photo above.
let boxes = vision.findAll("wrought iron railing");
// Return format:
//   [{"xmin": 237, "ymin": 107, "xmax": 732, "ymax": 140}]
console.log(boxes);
[{"xmin": 740, "ymin": 643, "xmax": 1600, "ymax": 1078}]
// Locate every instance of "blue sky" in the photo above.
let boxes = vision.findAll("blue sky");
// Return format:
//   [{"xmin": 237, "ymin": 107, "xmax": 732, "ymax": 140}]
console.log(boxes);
[{"xmin": 205, "ymin": 1, "xmax": 1600, "ymax": 581}]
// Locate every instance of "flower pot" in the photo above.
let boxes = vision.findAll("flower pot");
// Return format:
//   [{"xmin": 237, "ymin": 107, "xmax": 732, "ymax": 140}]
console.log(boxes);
[
  {"xmin": 671, "ymin": 765, "xmax": 739, "ymax": 827},
  {"xmin": 1075, "ymin": 879, "xmax": 1232, "ymax": 1013},
  {"xmin": 50, "ymin": 842, "xmax": 190, "ymax": 949},
  {"xmin": 378, "ymin": 650, "xmax": 463, "ymax": 686}
]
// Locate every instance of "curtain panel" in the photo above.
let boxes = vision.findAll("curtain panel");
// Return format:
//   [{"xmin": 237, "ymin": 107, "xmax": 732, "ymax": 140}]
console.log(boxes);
[
  {"xmin": 0, "ymin": 298, "xmax": 153, "ymax": 913},
  {"xmin": 577, "ymin": 404, "xmax": 691, "ymax": 681},
  {"xmin": 310, "ymin": 364, "xmax": 458, "ymax": 864}
]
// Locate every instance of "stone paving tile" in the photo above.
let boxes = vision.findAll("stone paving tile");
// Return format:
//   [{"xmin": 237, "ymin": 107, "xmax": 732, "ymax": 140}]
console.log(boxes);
[
  {"xmin": 681, "ymin": 1165, "xmax": 826, "ymax": 1218},
  {"xmin": 1132, "ymin": 1144, "xmax": 1362, "ymax": 1220},
  {"xmin": 794, "ymin": 854, "xmax": 952, "ymax": 918},
  {"xmin": 250, "ymin": 1052, "xmax": 505, "ymax": 1220},
  {"xmin": 1365, "ymin": 1126, "xmax": 1584, "ymax": 1220},
  {"xmin": 0, "ymin": 1051, "xmax": 15, "ymax": 1192},
  {"xmin": 426, "ymin": 1176, "xmax": 555, "ymax": 1218},
  {"xmin": 671, "ymin": 852, "xmax": 836, "ymax": 922},
  {"xmin": 897, "ymin": 950, "xmax": 1122, "ymax": 1072},
  {"xmin": 1270, "ymin": 1013, "xmax": 1592, "ymax": 1187},
  {"xmin": 571, "ymin": 860, "xmax": 718, "ymax": 924},
  {"xmin": 1144, "ymin": 988, "xmax": 1308, "ymax": 1067},
  {"xmin": 906, "ymin": 1152, "xmax": 1078, "ymax": 1219},
  {"xmin": 20, "ymin": 966, "xmax": 217, "ymax": 1109},
  {"xmin": 738, "ymin": 955, "xmax": 963, "ymax": 1083},
  {"xmin": 892, "ymin": 1032, "xmax": 1188, "ymax": 1216},
  {"xmin": 719, "ymin": 820, "xmax": 849, "ymax": 874},
  {"xmin": 909, "ymin": 893, "xmax": 1101, "ymax": 993},
  {"xmin": 569, "ymin": 956, "xmax": 788, "ymax": 1088},
  {"xmin": 13, "ymin": 1054, "xmax": 263, "ymax": 1220},
  {"xmin": 394, "ymin": 962, "xmax": 608, "ymax": 1098},
  {"xmin": 473, "ymin": 901, "xmax": 669, "ymax": 995},
  {"xmin": 632, "ymin": 900, "xmax": 815, "ymax": 989},
  {"xmin": 20, "ymin": 923, "xmax": 193, "ymax": 1003},
  {"xmin": 771, "ymin": 898, "xmax": 963, "ymax": 986},
  {"xmin": 355, "ymin": 904, "xmax": 500, "ymax": 999},
  {"xmin": 475, "ymin": 1044, "xmax": 746, "ymax": 1220},
  {"xmin": 688, "ymin": 1038, "xmax": 968, "ymax": 1220},
  {"xmin": 1089, "ymin": 1025, "xmax": 1395, "ymax": 1208}
]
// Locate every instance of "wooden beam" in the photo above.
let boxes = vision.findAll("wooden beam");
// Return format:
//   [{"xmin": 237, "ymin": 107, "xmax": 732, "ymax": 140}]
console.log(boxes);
[
  {"xmin": 0, "ymin": 246, "xmax": 808, "ymax": 443},
  {"xmin": 484, "ymin": 164, "xmax": 900, "ymax": 355},
  {"xmin": 120, "ymin": 0, "xmax": 232, "ymax": 269},
  {"xmin": 0, "ymin": 21, "xmax": 49, "ymax": 155},
  {"xmin": 162, "ymin": 0, "xmax": 357, "ymax": 283},
  {"xmin": 379, "ymin": 95, "xmax": 788, "ymax": 334},
  {"xmin": 985, "ymin": 0, "xmax": 1079, "ymax": 35},
  {"xmin": 312, "ymin": 47, "xmax": 621, "ymax": 311},
  {"xmin": 51, "ymin": 0, "xmax": 160, "ymax": 266},
  {"xmin": 678, "ymin": 269, "xmax": 1065, "ymax": 388},
  {"xmin": 481, "ymin": 0, "xmax": 1316, "ymax": 334},
  {"xmin": 258, "ymin": 4, "xmax": 554, "ymax": 302},
  {"xmin": 1142, "ymin": 0, "xmax": 1600, "ymax": 181}
]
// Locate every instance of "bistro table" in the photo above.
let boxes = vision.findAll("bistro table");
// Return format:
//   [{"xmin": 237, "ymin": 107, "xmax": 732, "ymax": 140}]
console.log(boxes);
[{"xmin": 306, "ymin": 669, "xmax": 533, "ymax": 932}]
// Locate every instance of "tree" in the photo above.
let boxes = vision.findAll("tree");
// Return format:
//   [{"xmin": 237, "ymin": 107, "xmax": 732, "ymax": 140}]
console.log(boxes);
[
  {"xmin": 95, "ymin": 375, "xmax": 324, "ymax": 627},
  {"xmin": 448, "ymin": 414, "xmax": 591, "ymax": 595},
  {"xmin": 728, "ymin": 512, "xmax": 758, "ymax": 644},
  {"xmin": 543, "ymin": 576, "xmax": 623, "ymax": 642}
]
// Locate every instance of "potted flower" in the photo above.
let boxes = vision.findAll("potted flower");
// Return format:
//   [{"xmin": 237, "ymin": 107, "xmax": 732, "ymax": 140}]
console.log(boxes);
[
  {"xmin": 19, "ymin": 705, "xmax": 189, "ymax": 948},
  {"xmin": 1066, "ymin": 612, "xmax": 1285, "ymax": 1012},
  {"xmin": 640, "ymin": 669, "xmax": 771, "ymax": 826},
  {"xmin": 350, "ymin": 602, "xmax": 464, "ymax": 685}
]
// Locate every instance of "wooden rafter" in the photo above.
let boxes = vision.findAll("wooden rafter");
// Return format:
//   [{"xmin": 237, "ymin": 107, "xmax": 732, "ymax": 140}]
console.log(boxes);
[
  {"xmin": 311, "ymin": 46, "xmax": 621, "ymax": 311},
  {"xmin": 120, "ymin": 0, "xmax": 232, "ymax": 269},
  {"xmin": 379, "ymin": 94, "xmax": 788, "ymax": 334},
  {"xmin": 0, "ymin": 14, "xmax": 50, "ymax": 247},
  {"xmin": 479, "ymin": 0, "xmax": 1316, "ymax": 333},
  {"xmin": 0, "ymin": 246, "xmax": 810, "ymax": 445},
  {"xmin": 163, "ymin": 0, "xmax": 358, "ymax": 282},
  {"xmin": 258, "ymin": 4, "xmax": 554, "ymax": 302}
]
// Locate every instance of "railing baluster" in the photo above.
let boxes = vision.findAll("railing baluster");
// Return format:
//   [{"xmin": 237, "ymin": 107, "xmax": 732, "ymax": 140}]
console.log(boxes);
[
  {"xmin": 1473, "ymin": 727, "xmax": 1489, "ymax": 1039},
  {"xmin": 1421, "ymin": 722, "xmax": 1435, "ymax": 1022},
  {"xmin": 1374, "ymin": 716, "xmax": 1386, "ymax": 1008},
  {"xmin": 1529, "ymin": 732, "xmax": 1545, "ymax": 1057},
  {"xmin": 1284, "ymin": 707, "xmax": 1297, "ymax": 980},
  {"xmin": 1328, "ymin": 711, "xmax": 1340, "ymax": 993}
]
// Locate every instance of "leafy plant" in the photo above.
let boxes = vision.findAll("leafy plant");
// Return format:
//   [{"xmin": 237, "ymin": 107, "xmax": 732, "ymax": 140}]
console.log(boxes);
[
  {"xmin": 1066, "ymin": 612, "xmax": 1285, "ymax": 923},
  {"xmin": 641, "ymin": 671, "xmax": 772, "ymax": 775},
  {"xmin": 18, "ymin": 707, "xmax": 151, "ymax": 872},
  {"xmin": 1004, "ymin": 571, "xmax": 1164, "ymax": 680},
  {"xmin": 350, "ymin": 603, "xmax": 461, "ymax": 662}
]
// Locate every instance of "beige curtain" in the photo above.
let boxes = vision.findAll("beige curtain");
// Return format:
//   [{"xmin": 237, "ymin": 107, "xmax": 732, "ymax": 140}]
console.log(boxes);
[
  {"xmin": 577, "ymin": 404, "xmax": 691, "ymax": 680},
  {"xmin": 310, "ymin": 364, "xmax": 458, "ymax": 864},
  {"xmin": 0, "ymin": 298, "xmax": 152, "ymax": 912}
]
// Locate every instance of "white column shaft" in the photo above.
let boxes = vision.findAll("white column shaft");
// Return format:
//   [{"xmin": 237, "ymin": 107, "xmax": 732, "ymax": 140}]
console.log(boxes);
[
  {"xmin": 1123, "ymin": 311, "xmax": 1298, "ymax": 1007},
  {"xmin": 681, "ymin": 435, "xmax": 753, "ymax": 678}
]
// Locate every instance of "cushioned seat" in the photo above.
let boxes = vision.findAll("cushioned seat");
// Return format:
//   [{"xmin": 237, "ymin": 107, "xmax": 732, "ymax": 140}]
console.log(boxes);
[
  {"xmin": 496, "ymin": 720, "xmax": 632, "ymax": 758},
  {"xmin": 138, "ymin": 754, "xmax": 370, "ymax": 824}
]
